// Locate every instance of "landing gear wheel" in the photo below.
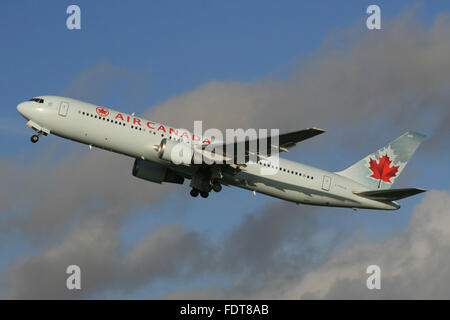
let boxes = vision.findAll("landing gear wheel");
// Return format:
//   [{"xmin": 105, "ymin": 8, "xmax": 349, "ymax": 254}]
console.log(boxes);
[
  {"xmin": 30, "ymin": 135, "xmax": 39, "ymax": 143},
  {"xmin": 200, "ymin": 191, "xmax": 209, "ymax": 198},
  {"xmin": 212, "ymin": 183, "xmax": 222, "ymax": 192},
  {"xmin": 190, "ymin": 189, "xmax": 199, "ymax": 197}
]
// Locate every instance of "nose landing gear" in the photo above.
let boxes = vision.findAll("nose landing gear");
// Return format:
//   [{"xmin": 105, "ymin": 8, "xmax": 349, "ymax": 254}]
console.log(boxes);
[
  {"xmin": 25, "ymin": 121, "xmax": 49, "ymax": 144},
  {"xmin": 30, "ymin": 134, "xmax": 39, "ymax": 143}
]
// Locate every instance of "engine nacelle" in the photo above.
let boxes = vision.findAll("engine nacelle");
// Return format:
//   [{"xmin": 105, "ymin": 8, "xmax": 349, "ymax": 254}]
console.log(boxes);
[
  {"xmin": 156, "ymin": 138, "xmax": 194, "ymax": 165},
  {"xmin": 132, "ymin": 159, "xmax": 184, "ymax": 184}
]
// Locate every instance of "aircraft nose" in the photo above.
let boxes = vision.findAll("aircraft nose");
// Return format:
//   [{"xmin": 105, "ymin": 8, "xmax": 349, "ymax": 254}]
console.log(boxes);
[
  {"xmin": 17, "ymin": 102, "xmax": 25, "ymax": 115},
  {"xmin": 17, "ymin": 101, "xmax": 33, "ymax": 119}
]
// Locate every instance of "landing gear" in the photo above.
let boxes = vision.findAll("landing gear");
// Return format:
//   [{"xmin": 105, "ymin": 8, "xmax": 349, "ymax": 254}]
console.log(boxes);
[
  {"xmin": 211, "ymin": 178, "xmax": 222, "ymax": 192},
  {"xmin": 190, "ymin": 188, "xmax": 209, "ymax": 198},
  {"xmin": 30, "ymin": 135, "xmax": 39, "ymax": 143},
  {"xmin": 189, "ymin": 169, "xmax": 222, "ymax": 199},
  {"xmin": 200, "ymin": 191, "xmax": 209, "ymax": 198},
  {"xmin": 212, "ymin": 183, "xmax": 222, "ymax": 193},
  {"xmin": 190, "ymin": 189, "xmax": 199, "ymax": 197},
  {"xmin": 190, "ymin": 189, "xmax": 209, "ymax": 198}
]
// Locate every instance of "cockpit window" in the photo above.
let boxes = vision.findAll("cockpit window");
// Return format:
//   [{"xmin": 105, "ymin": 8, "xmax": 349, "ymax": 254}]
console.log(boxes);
[{"xmin": 29, "ymin": 98, "xmax": 44, "ymax": 103}]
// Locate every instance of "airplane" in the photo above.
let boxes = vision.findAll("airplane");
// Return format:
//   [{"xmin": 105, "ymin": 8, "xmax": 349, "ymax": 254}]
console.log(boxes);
[{"xmin": 17, "ymin": 96, "xmax": 426, "ymax": 210}]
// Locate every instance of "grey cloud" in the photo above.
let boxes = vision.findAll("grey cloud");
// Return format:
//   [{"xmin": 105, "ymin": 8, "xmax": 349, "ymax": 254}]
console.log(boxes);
[
  {"xmin": 218, "ymin": 202, "xmax": 318, "ymax": 273},
  {"xmin": 2, "ymin": 220, "xmax": 210, "ymax": 299},
  {"xmin": 283, "ymin": 190, "xmax": 450, "ymax": 299},
  {"xmin": 1, "ymin": 184, "xmax": 335, "ymax": 299},
  {"xmin": 21, "ymin": 151, "xmax": 171, "ymax": 240},
  {"xmin": 147, "ymin": 11, "xmax": 450, "ymax": 154},
  {"xmin": 166, "ymin": 190, "xmax": 450, "ymax": 299},
  {"xmin": 0, "ymin": 145, "xmax": 174, "ymax": 243},
  {"xmin": 119, "ymin": 224, "xmax": 212, "ymax": 292},
  {"xmin": 1, "ymin": 130, "xmax": 183, "ymax": 295},
  {"xmin": 165, "ymin": 204, "xmax": 351, "ymax": 299}
]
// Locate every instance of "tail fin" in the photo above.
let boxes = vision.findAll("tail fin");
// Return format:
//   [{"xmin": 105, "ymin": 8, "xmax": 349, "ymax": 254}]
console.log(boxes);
[{"xmin": 335, "ymin": 131, "xmax": 425, "ymax": 190}]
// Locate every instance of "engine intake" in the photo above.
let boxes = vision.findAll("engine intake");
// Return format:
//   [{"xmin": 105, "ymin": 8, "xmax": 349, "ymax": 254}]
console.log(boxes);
[
  {"xmin": 132, "ymin": 159, "xmax": 184, "ymax": 184},
  {"xmin": 156, "ymin": 138, "xmax": 194, "ymax": 165}
]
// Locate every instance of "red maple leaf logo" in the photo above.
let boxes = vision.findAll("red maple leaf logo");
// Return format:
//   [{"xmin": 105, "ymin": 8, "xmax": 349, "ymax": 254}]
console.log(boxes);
[
  {"xmin": 96, "ymin": 107, "xmax": 109, "ymax": 117},
  {"xmin": 368, "ymin": 154, "xmax": 400, "ymax": 189}
]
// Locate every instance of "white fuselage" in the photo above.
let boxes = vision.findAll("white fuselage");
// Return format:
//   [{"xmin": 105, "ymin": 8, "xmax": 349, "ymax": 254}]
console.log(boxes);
[{"xmin": 17, "ymin": 96, "xmax": 399, "ymax": 210}]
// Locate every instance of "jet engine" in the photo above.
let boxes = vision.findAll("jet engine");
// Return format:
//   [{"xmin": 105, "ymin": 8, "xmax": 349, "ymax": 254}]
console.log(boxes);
[
  {"xmin": 155, "ymin": 138, "xmax": 194, "ymax": 165},
  {"xmin": 132, "ymin": 159, "xmax": 184, "ymax": 184}
]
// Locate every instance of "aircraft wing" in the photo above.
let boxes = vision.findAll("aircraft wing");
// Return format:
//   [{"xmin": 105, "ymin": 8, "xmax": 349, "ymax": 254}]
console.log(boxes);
[
  {"xmin": 201, "ymin": 127, "xmax": 325, "ymax": 163},
  {"xmin": 276, "ymin": 127, "xmax": 326, "ymax": 151},
  {"xmin": 353, "ymin": 188, "xmax": 426, "ymax": 201}
]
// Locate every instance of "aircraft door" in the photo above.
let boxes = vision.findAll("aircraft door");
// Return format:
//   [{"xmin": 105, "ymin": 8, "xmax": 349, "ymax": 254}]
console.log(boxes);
[
  {"xmin": 322, "ymin": 175, "xmax": 331, "ymax": 191},
  {"xmin": 59, "ymin": 102, "xmax": 69, "ymax": 117}
]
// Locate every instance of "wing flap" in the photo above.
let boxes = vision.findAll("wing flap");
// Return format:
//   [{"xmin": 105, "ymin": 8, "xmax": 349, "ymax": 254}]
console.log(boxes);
[{"xmin": 353, "ymin": 188, "xmax": 426, "ymax": 201}]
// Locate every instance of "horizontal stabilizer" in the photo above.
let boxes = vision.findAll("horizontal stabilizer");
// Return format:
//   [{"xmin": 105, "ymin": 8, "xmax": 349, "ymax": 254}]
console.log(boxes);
[{"xmin": 353, "ymin": 188, "xmax": 426, "ymax": 201}]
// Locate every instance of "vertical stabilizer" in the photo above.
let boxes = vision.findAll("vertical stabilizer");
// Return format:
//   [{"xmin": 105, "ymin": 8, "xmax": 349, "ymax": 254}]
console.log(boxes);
[{"xmin": 335, "ymin": 131, "xmax": 425, "ymax": 190}]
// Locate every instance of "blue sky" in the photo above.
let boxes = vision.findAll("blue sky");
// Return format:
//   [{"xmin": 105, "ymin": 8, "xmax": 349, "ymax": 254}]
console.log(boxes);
[
  {"xmin": 2, "ymin": 1, "xmax": 448, "ymax": 115},
  {"xmin": 1, "ymin": 1, "xmax": 450, "ymax": 299}
]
